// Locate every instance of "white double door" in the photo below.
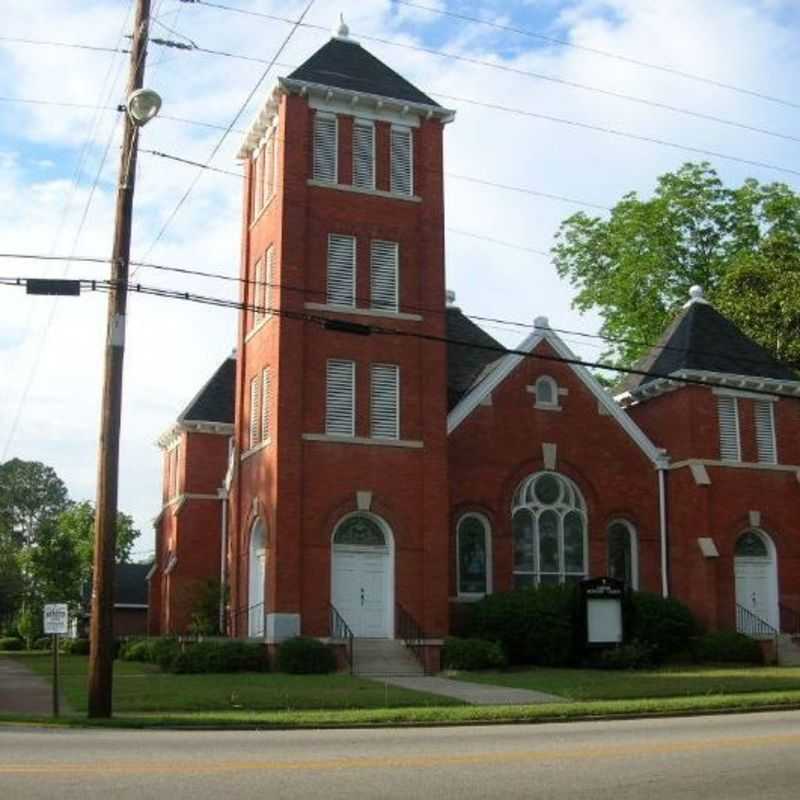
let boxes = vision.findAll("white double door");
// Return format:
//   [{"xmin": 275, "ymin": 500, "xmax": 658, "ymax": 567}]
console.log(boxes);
[
  {"xmin": 332, "ymin": 547, "xmax": 392, "ymax": 638},
  {"xmin": 735, "ymin": 557, "xmax": 778, "ymax": 631}
]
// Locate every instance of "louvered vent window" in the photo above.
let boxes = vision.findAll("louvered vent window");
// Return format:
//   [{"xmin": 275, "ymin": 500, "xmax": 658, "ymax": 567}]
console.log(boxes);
[
  {"xmin": 261, "ymin": 367, "xmax": 271, "ymax": 443},
  {"xmin": 327, "ymin": 234, "xmax": 356, "ymax": 307},
  {"xmin": 253, "ymin": 257, "xmax": 264, "ymax": 325},
  {"xmin": 754, "ymin": 400, "xmax": 777, "ymax": 464},
  {"xmin": 370, "ymin": 240, "xmax": 398, "ymax": 312},
  {"xmin": 249, "ymin": 376, "xmax": 260, "ymax": 449},
  {"xmin": 717, "ymin": 395, "xmax": 740, "ymax": 462},
  {"xmin": 263, "ymin": 245, "xmax": 274, "ymax": 319},
  {"xmin": 352, "ymin": 120, "xmax": 375, "ymax": 190},
  {"xmin": 265, "ymin": 131, "xmax": 276, "ymax": 199},
  {"xmin": 326, "ymin": 360, "xmax": 355, "ymax": 436},
  {"xmin": 390, "ymin": 127, "xmax": 413, "ymax": 195},
  {"xmin": 253, "ymin": 149, "xmax": 264, "ymax": 213},
  {"xmin": 313, "ymin": 114, "xmax": 337, "ymax": 183},
  {"xmin": 370, "ymin": 364, "xmax": 399, "ymax": 439}
]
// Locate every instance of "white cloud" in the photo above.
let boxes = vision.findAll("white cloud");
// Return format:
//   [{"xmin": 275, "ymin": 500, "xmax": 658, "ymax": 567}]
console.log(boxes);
[{"xmin": 2, "ymin": 0, "xmax": 799, "ymax": 554}]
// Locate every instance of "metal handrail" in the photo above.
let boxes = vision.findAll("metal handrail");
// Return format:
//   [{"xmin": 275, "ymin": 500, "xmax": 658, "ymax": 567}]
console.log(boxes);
[
  {"xmin": 396, "ymin": 602, "xmax": 427, "ymax": 673},
  {"xmin": 228, "ymin": 601, "xmax": 266, "ymax": 639},
  {"xmin": 780, "ymin": 603, "xmax": 800, "ymax": 636},
  {"xmin": 329, "ymin": 603, "xmax": 354, "ymax": 674},
  {"xmin": 736, "ymin": 603, "xmax": 778, "ymax": 640}
]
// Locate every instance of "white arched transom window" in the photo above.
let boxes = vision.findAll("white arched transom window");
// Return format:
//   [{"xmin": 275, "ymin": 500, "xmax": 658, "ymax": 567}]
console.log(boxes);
[
  {"xmin": 457, "ymin": 514, "xmax": 492, "ymax": 597},
  {"xmin": 512, "ymin": 472, "xmax": 587, "ymax": 587},
  {"xmin": 607, "ymin": 520, "xmax": 638, "ymax": 589},
  {"xmin": 535, "ymin": 376, "xmax": 558, "ymax": 408}
]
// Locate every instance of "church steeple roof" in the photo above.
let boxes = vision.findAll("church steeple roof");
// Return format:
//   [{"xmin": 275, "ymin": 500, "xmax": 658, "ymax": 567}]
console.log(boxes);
[{"xmin": 623, "ymin": 288, "xmax": 798, "ymax": 392}]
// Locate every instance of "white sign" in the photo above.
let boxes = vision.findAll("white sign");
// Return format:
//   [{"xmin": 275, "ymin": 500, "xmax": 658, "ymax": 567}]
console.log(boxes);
[
  {"xmin": 43, "ymin": 603, "xmax": 69, "ymax": 635},
  {"xmin": 587, "ymin": 598, "xmax": 623, "ymax": 644}
]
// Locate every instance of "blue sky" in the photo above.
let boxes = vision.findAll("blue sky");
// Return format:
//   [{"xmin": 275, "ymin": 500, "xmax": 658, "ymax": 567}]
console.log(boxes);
[{"xmin": 2, "ymin": 0, "xmax": 800, "ymax": 560}]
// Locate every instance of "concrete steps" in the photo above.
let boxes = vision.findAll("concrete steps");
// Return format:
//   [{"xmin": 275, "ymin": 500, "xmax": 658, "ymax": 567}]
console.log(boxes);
[
  {"xmin": 777, "ymin": 634, "xmax": 800, "ymax": 666},
  {"xmin": 352, "ymin": 638, "xmax": 425, "ymax": 677}
]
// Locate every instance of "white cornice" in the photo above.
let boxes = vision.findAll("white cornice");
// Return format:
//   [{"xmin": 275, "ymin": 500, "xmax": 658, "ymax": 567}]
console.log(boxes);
[
  {"xmin": 447, "ymin": 322, "xmax": 668, "ymax": 468},
  {"xmin": 156, "ymin": 420, "xmax": 233, "ymax": 449}
]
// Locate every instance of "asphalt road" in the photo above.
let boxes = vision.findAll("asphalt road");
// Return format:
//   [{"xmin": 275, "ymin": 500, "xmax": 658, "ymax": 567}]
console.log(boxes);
[{"xmin": 2, "ymin": 711, "xmax": 800, "ymax": 799}]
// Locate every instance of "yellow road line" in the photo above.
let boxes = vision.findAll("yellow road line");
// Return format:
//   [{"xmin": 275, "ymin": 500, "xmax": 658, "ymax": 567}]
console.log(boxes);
[{"xmin": 3, "ymin": 732, "xmax": 800, "ymax": 777}]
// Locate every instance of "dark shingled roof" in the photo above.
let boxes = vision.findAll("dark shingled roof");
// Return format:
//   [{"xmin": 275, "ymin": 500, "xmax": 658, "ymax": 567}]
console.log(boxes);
[
  {"xmin": 288, "ymin": 38, "xmax": 439, "ymax": 107},
  {"xmin": 179, "ymin": 356, "xmax": 236, "ymax": 424},
  {"xmin": 446, "ymin": 307, "xmax": 504, "ymax": 410},
  {"xmin": 115, "ymin": 563, "xmax": 150, "ymax": 606},
  {"xmin": 624, "ymin": 300, "xmax": 798, "ymax": 391}
]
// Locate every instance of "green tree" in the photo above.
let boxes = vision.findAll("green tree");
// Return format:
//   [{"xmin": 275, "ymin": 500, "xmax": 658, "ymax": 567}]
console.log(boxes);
[{"xmin": 552, "ymin": 162, "xmax": 800, "ymax": 368}]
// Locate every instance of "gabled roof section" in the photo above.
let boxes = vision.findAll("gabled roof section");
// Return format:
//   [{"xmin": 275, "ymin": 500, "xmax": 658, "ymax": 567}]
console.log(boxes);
[
  {"xmin": 288, "ymin": 37, "xmax": 439, "ymax": 107},
  {"xmin": 447, "ymin": 318, "xmax": 667, "ymax": 467},
  {"xmin": 446, "ymin": 307, "xmax": 505, "ymax": 411},
  {"xmin": 622, "ymin": 293, "xmax": 798, "ymax": 393},
  {"xmin": 179, "ymin": 356, "xmax": 236, "ymax": 424}
]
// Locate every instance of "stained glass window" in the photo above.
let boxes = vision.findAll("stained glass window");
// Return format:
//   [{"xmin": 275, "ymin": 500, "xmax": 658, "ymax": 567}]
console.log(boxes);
[
  {"xmin": 736, "ymin": 531, "xmax": 768, "ymax": 558},
  {"xmin": 458, "ymin": 516, "xmax": 489, "ymax": 595},
  {"xmin": 608, "ymin": 521, "xmax": 636, "ymax": 588},
  {"xmin": 334, "ymin": 516, "xmax": 385, "ymax": 547}
]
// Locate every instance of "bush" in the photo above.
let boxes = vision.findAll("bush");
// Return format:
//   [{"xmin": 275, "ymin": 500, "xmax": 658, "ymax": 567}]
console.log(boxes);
[
  {"xmin": 33, "ymin": 637, "xmax": 52, "ymax": 650},
  {"xmin": 61, "ymin": 638, "xmax": 90, "ymax": 655},
  {"xmin": 442, "ymin": 637, "xmax": 506, "ymax": 671},
  {"xmin": 276, "ymin": 637, "xmax": 337, "ymax": 674},
  {"xmin": 0, "ymin": 636, "xmax": 24, "ymax": 651},
  {"xmin": 168, "ymin": 640, "xmax": 269, "ymax": 674},
  {"xmin": 692, "ymin": 631, "xmax": 763, "ymax": 664},
  {"xmin": 118, "ymin": 637, "xmax": 180, "ymax": 669},
  {"xmin": 468, "ymin": 585, "xmax": 579, "ymax": 666},
  {"xmin": 629, "ymin": 593, "xmax": 698, "ymax": 663},
  {"xmin": 593, "ymin": 640, "xmax": 654, "ymax": 670}
]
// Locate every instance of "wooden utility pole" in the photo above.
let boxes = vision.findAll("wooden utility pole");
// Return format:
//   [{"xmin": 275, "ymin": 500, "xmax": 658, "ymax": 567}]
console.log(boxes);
[{"xmin": 88, "ymin": 0, "xmax": 151, "ymax": 719}]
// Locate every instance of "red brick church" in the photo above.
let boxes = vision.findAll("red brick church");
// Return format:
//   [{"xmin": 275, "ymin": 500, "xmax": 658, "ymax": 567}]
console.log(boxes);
[{"xmin": 148, "ymin": 21, "xmax": 800, "ymax": 666}]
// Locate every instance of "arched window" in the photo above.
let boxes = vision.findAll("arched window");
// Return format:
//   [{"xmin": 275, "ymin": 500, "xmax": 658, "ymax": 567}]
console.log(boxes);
[
  {"xmin": 535, "ymin": 376, "xmax": 558, "ymax": 408},
  {"xmin": 333, "ymin": 515, "xmax": 386, "ymax": 547},
  {"xmin": 457, "ymin": 514, "xmax": 491, "ymax": 597},
  {"xmin": 248, "ymin": 519, "xmax": 267, "ymax": 637},
  {"xmin": 735, "ymin": 530, "xmax": 769, "ymax": 558},
  {"xmin": 607, "ymin": 520, "xmax": 638, "ymax": 589},
  {"xmin": 512, "ymin": 472, "xmax": 587, "ymax": 587}
]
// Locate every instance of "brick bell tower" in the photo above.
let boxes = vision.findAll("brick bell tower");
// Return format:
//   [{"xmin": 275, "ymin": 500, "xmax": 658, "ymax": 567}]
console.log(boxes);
[{"xmin": 229, "ymin": 16, "xmax": 455, "ymax": 655}]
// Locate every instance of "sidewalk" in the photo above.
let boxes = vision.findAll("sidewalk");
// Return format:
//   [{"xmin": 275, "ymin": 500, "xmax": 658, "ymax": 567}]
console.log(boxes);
[
  {"xmin": 0, "ymin": 656, "xmax": 67, "ymax": 715},
  {"xmin": 379, "ymin": 675, "xmax": 564, "ymax": 706}
]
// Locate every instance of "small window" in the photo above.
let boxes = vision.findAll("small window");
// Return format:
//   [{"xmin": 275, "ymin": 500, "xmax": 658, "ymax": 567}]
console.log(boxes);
[
  {"xmin": 261, "ymin": 367, "xmax": 271, "ymax": 443},
  {"xmin": 390, "ymin": 127, "xmax": 413, "ymax": 195},
  {"xmin": 327, "ymin": 234, "xmax": 356, "ymax": 307},
  {"xmin": 326, "ymin": 359, "xmax": 355, "ymax": 437},
  {"xmin": 352, "ymin": 120, "xmax": 375, "ymax": 190},
  {"xmin": 607, "ymin": 520, "xmax": 638, "ymax": 589},
  {"xmin": 249, "ymin": 376, "xmax": 260, "ymax": 449},
  {"xmin": 736, "ymin": 530, "xmax": 769, "ymax": 558},
  {"xmin": 313, "ymin": 113, "xmax": 337, "ymax": 183},
  {"xmin": 457, "ymin": 515, "xmax": 491, "ymax": 596},
  {"xmin": 535, "ymin": 376, "xmax": 558, "ymax": 407},
  {"xmin": 717, "ymin": 396, "xmax": 740, "ymax": 461},
  {"xmin": 263, "ymin": 245, "xmax": 274, "ymax": 320},
  {"xmin": 172, "ymin": 444, "xmax": 180, "ymax": 498},
  {"xmin": 754, "ymin": 400, "xmax": 777, "ymax": 464},
  {"xmin": 334, "ymin": 515, "xmax": 386, "ymax": 547},
  {"xmin": 370, "ymin": 363, "xmax": 399, "ymax": 439},
  {"xmin": 253, "ymin": 257, "xmax": 264, "ymax": 325},
  {"xmin": 264, "ymin": 130, "xmax": 276, "ymax": 200},
  {"xmin": 253, "ymin": 148, "xmax": 264, "ymax": 213},
  {"xmin": 370, "ymin": 240, "xmax": 398, "ymax": 312}
]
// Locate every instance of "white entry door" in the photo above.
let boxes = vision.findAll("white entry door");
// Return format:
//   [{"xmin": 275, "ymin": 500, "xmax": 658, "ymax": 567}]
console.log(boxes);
[
  {"xmin": 735, "ymin": 558, "xmax": 777, "ymax": 630},
  {"xmin": 332, "ymin": 549, "xmax": 391, "ymax": 637}
]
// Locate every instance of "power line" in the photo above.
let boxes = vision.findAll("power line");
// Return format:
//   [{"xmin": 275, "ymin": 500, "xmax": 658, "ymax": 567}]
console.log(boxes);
[
  {"xmin": 138, "ymin": 0, "xmax": 317, "ymax": 263},
  {"xmin": 3, "ymin": 252, "xmax": 797, "ymax": 373},
  {"xmin": 2, "ymin": 275, "xmax": 797, "ymax": 400},
  {"xmin": 139, "ymin": 148, "xmax": 244, "ymax": 177},
  {"xmin": 392, "ymin": 0, "xmax": 800, "ymax": 112},
  {"xmin": 188, "ymin": 0, "xmax": 800, "ymax": 146},
  {"xmin": 0, "ymin": 35, "xmax": 128, "ymax": 54}
]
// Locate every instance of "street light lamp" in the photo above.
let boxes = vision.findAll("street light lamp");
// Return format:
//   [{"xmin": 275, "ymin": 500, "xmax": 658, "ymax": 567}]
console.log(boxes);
[{"xmin": 126, "ymin": 88, "xmax": 161, "ymax": 126}]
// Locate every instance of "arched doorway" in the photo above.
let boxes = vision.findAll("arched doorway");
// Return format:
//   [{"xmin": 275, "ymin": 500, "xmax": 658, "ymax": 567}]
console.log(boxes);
[
  {"xmin": 735, "ymin": 529, "xmax": 778, "ymax": 631},
  {"xmin": 248, "ymin": 519, "xmax": 267, "ymax": 637},
  {"xmin": 331, "ymin": 513, "xmax": 393, "ymax": 638}
]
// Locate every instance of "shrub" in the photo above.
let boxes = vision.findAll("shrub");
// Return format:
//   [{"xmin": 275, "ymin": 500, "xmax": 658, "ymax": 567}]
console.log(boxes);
[
  {"xmin": 692, "ymin": 631, "xmax": 763, "ymax": 664},
  {"xmin": 118, "ymin": 637, "xmax": 180, "ymax": 668},
  {"xmin": 442, "ymin": 637, "xmax": 506, "ymax": 671},
  {"xmin": 33, "ymin": 637, "xmax": 52, "ymax": 650},
  {"xmin": 61, "ymin": 638, "xmax": 90, "ymax": 655},
  {"xmin": 468, "ymin": 585, "xmax": 579, "ymax": 666},
  {"xmin": 119, "ymin": 638, "xmax": 149, "ymax": 662},
  {"xmin": 276, "ymin": 637, "xmax": 337, "ymax": 674},
  {"xmin": 629, "ymin": 593, "xmax": 698, "ymax": 663},
  {"xmin": 593, "ymin": 640, "xmax": 654, "ymax": 670},
  {"xmin": 168, "ymin": 640, "xmax": 269, "ymax": 674},
  {"xmin": 0, "ymin": 636, "xmax": 24, "ymax": 651}
]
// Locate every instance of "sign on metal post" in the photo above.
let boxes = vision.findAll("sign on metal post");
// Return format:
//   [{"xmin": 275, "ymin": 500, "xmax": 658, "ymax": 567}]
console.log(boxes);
[
  {"xmin": 579, "ymin": 577, "xmax": 626, "ymax": 648},
  {"xmin": 43, "ymin": 604, "xmax": 68, "ymax": 717}
]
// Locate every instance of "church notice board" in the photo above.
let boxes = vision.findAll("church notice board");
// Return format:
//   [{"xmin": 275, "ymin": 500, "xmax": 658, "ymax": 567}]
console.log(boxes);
[{"xmin": 581, "ymin": 577, "xmax": 625, "ymax": 645}]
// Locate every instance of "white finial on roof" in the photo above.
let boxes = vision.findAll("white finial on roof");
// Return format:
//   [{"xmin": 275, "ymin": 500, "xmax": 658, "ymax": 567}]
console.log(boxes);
[
  {"xmin": 333, "ymin": 13, "xmax": 349, "ymax": 39},
  {"xmin": 534, "ymin": 316, "xmax": 550, "ymax": 329},
  {"xmin": 684, "ymin": 285, "xmax": 710, "ymax": 308}
]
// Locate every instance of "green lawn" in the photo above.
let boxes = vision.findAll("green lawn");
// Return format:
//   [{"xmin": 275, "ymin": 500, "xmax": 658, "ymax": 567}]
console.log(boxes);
[
  {"xmin": 8, "ymin": 654, "xmax": 462, "ymax": 713},
  {"xmin": 451, "ymin": 665, "xmax": 800, "ymax": 700}
]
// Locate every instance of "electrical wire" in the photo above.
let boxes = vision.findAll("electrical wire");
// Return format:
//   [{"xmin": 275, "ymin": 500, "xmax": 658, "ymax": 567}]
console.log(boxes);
[{"xmin": 0, "ymin": 35, "xmax": 128, "ymax": 54}]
